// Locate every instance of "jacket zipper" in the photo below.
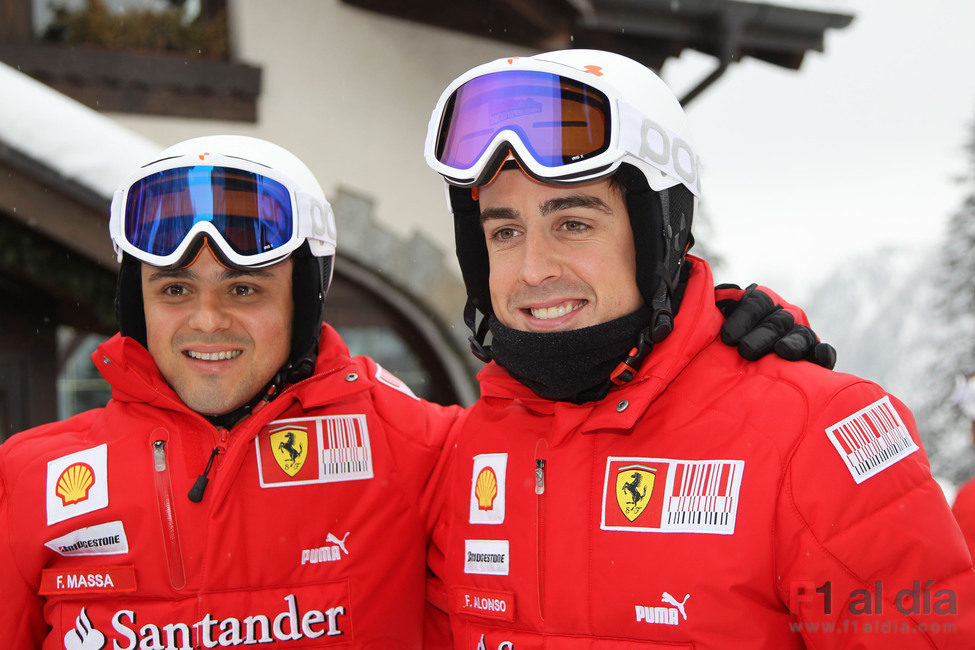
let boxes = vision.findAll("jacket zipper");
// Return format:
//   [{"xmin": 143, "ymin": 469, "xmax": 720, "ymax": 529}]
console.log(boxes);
[
  {"xmin": 535, "ymin": 456, "xmax": 547, "ymax": 622},
  {"xmin": 152, "ymin": 439, "xmax": 187, "ymax": 590},
  {"xmin": 189, "ymin": 429, "xmax": 229, "ymax": 503}
]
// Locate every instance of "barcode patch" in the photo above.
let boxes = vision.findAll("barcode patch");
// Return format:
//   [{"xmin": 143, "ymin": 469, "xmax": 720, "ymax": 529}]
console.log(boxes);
[
  {"xmin": 825, "ymin": 396, "xmax": 918, "ymax": 484},
  {"xmin": 664, "ymin": 460, "xmax": 744, "ymax": 533},
  {"xmin": 323, "ymin": 415, "xmax": 373, "ymax": 480},
  {"xmin": 256, "ymin": 415, "xmax": 373, "ymax": 487},
  {"xmin": 601, "ymin": 457, "xmax": 745, "ymax": 535}
]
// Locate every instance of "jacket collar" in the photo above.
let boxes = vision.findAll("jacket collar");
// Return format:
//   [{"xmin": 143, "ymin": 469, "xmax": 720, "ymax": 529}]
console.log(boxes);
[{"xmin": 474, "ymin": 256, "xmax": 724, "ymax": 436}]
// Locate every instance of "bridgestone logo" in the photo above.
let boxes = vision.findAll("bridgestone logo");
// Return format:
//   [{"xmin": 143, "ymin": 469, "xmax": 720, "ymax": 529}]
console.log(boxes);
[
  {"xmin": 59, "ymin": 535, "xmax": 120, "ymax": 552},
  {"xmin": 467, "ymin": 552, "xmax": 506, "ymax": 563},
  {"xmin": 44, "ymin": 520, "xmax": 129, "ymax": 557},
  {"xmin": 464, "ymin": 540, "xmax": 510, "ymax": 576}
]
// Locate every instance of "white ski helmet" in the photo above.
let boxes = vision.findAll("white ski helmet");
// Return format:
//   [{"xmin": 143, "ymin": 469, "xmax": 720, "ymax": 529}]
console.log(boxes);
[{"xmin": 111, "ymin": 135, "xmax": 337, "ymax": 383}]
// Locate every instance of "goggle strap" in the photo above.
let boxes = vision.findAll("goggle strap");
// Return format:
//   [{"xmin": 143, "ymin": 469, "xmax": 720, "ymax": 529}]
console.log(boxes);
[
  {"xmin": 110, "ymin": 189, "xmax": 125, "ymax": 262},
  {"xmin": 296, "ymin": 192, "xmax": 337, "ymax": 258},
  {"xmin": 619, "ymin": 102, "xmax": 700, "ymax": 197}
]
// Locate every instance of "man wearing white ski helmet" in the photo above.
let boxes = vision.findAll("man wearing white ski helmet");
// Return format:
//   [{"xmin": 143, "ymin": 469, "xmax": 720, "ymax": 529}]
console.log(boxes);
[
  {"xmin": 424, "ymin": 50, "xmax": 975, "ymax": 648},
  {"xmin": 0, "ymin": 135, "xmax": 461, "ymax": 648},
  {"xmin": 111, "ymin": 135, "xmax": 338, "ymax": 424},
  {"xmin": 427, "ymin": 48, "xmax": 833, "ymax": 400}
]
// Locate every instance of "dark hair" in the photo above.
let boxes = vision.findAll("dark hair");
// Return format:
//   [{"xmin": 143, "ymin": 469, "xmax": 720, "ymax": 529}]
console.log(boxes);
[{"xmin": 608, "ymin": 171, "xmax": 627, "ymax": 200}]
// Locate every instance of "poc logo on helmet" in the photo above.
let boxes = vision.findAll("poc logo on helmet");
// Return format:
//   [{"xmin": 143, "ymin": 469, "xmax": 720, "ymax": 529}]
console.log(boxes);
[{"xmin": 639, "ymin": 117, "xmax": 699, "ymax": 189}]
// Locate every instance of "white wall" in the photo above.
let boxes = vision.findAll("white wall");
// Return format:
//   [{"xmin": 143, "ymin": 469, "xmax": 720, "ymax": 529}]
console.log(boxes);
[{"xmin": 110, "ymin": 0, "xmax": 525, "ymax": 273}]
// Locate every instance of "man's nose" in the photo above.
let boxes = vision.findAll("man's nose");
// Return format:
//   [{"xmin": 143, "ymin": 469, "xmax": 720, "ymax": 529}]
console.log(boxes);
[
  {"xmin": 518, "ymin": 233, "xmax": 562, "ymax": 286},
  {"xmin": 187, "ymin": 291, "xmax": 232, "ymax": 332}
]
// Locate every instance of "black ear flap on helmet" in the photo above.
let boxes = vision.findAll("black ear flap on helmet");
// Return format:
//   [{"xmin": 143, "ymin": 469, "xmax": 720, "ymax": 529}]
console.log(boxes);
[
  {"xmin": 288, "ymin": 242, "xmax": 330, "ymax": 382},
  {"xmin": 450, "ymin": 184, "xmax": 492, "ymax": 315},
  {"xmin": 449, "ymin": 184, "xmax": 496, "ymax": 360},
  {"xmin": 116, "ymin": 254, "xmax": 147, "ymax": 348},
  {"xmin": 610, "ymin": 164, "xmax": 694, "ymax": 342}
]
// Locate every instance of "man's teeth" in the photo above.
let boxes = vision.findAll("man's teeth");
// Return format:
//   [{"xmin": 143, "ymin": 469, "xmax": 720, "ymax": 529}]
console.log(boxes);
[
  {"xmin": 530, "ymin": 302, "xmax": 583, "ymax": 320},
  {"xmin": 186, "ymin": 350, "xmax": 242, "ymax": 361}
]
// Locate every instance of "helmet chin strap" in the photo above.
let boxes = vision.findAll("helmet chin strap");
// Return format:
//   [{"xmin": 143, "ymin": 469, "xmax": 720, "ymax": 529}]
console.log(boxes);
[{"xmin": 610, "ymin": 259, "xmax": 691, "ymax": 386}]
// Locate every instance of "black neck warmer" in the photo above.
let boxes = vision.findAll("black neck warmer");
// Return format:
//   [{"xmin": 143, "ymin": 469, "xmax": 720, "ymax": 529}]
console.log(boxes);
[{"xmin": 489, "ymin": 306, "xmax": 653, "ymax": 404}]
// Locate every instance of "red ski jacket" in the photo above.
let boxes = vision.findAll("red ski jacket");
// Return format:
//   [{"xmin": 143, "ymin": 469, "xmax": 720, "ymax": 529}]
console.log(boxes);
[
  {"xmin": 428, "ymin": 257, "xmax": 975, "ymax": 649},
  {"xmin": 952, "ymin": 478, "xmax": 975, "ymax": 559},
  {"xmin": 0, "ymin": 324, "xmax": 459, "ymax": 649}
]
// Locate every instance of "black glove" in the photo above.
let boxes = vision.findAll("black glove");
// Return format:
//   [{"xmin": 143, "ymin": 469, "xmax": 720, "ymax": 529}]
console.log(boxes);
[{"xmin": 716, "ymin": 283, "xmax": 837, "ymax": 370}]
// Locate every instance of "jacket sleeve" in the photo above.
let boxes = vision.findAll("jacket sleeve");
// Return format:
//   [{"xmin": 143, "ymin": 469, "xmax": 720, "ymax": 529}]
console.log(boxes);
[
  {"xmin": 360, "ymin": 357, "xmax": 463, "ymax": 528},
  {"xmin": 0, "ymin": 467, "xmax": 46, "ymax": 647},
  {"xmin": 775, "ymin": 380, "xmax": 975, "ymax": 648},
  {"xmin": 422, "ymin": 410, "xmax": 466, "ymax": 650},
  {"xmin": 359, "ymin": 358, "xmax": 462, "ymax": 648},
  {"xmin": 952, "ymin": 479, "xmax": 975, "ymax": 560}
]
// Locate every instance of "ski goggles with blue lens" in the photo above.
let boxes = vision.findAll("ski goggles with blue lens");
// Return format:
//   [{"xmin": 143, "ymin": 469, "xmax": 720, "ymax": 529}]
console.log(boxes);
[{"xmin": 110, "ymin": 160, "xmax": 335, "ymax": 268}]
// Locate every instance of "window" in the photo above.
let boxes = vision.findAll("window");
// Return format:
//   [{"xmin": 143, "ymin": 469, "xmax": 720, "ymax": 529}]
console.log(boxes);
[{"xmin": 0, "ymin": 0, "xmax": 260, "ymax": 121}]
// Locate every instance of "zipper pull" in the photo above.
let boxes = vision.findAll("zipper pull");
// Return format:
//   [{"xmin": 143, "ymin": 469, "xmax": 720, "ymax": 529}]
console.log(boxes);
[
  {"xmin": 535, "ymin": 459, "xmax": 546, "ymax": 495},
  {"xmin": 188, "ymin": 447, "xmax": 221, "ymax": 503},
  {"xmin": 152, "ymin": 440, "xmax": 167, "ymax": 471}
]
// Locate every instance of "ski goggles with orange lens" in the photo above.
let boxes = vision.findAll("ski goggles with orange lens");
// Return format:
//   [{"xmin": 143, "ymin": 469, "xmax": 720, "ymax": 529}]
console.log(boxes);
[
  {"xmin": 110, "ymin": 162, "xmax": 335, "ymax": 268},
  {"xmin": 426, "ymin": 65, "xmax": 701, "ymax": 196},
  {"xmin": 433, "ymin": 70, "xmax": 611, "ymax": 179}
]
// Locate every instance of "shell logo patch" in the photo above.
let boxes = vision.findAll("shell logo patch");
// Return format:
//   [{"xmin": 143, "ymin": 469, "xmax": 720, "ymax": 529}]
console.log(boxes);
[
  {"xmin": 47, "ymin": 444, "xmax": 109, "ymax": 526},
  {"xmin": 269, "ymin": 425, "xmax": 308, "ymax": 477},
  {"xmin": 601, "ymin": 457, "xmax": 744, "ymax": 534},
  {"xmin": 469, "ymin": 454, "xmax": 506, "ymax": 525},
  {"xmin": 56, "ymin": 463, "xmax": 95, "ymax": 505},
  {"xmin": 475, "ymin": 467, "xmax": 498, "ymax": 510},
  {"xmin": 615, "ymin": 463, "xmax": 657, "ymax": 522},
  {"xmin": 256, "ymin": 416, "xmax": 373, "ymax": 487}
]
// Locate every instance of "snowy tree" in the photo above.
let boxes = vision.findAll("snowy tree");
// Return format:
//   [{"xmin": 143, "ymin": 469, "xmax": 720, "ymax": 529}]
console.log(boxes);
[
  {"xmin": 801, "ymin": 118, "xmax": 975, "ymax": 487},
  {"xmin": 913, "ymin": 120, "xmax": 975, "ymax": 485}
]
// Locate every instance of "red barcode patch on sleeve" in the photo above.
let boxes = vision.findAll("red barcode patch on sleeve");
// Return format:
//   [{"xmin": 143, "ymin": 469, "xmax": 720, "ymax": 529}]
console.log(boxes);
[{"xmin": 825, "ymin": 396, "xmax": 918, "ymax": 484}]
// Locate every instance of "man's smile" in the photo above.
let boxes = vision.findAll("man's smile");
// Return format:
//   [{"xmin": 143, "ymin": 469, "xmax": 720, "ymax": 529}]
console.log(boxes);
[
  {"xmin": 184, "ymin": 349, "xmax": 243, "ymax": 361},
  {"xmin": 527, "ymin": 300, "xmax": 587, "ymax": 320}
]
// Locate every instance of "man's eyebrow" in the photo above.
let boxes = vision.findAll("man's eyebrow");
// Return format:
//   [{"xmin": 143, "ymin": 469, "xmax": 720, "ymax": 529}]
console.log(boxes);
[
  {"xmin": 480, "ymin": 206, "xmax": 519, "ymax": 224},
  {"xmin": 220, "ymin": 268, "xmax": 275, "ymax": 280},
  {"xmin": 479, "ymin": 194, "xmax": 612, "ymax": 223},
  {"xmin": 146, "ymin": 267, "xmax": 275, "ymax": 282},
  {"xmin": 147, "ymin": 267, "xmax": 194, "ymax": 282},
  {"xmin": 540, "ymin": 195, "xmax": 612, "ymax": 215}
]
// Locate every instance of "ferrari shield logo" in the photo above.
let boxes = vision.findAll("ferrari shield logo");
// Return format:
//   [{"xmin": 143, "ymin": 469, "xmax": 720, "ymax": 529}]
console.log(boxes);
[
  {"xmin": 616, "ymin": 464, "xmax": 656, "ymax": 522},
  {"xmin": 270, "ymin": 425, "xmax": 308, "ymax": 477}
]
